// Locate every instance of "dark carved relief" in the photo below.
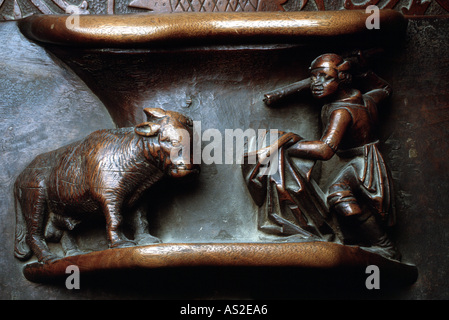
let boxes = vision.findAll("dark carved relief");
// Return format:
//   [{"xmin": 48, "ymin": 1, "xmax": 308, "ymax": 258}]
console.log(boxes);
[
  {"xmin": 343, "ymin": 0, "xmax": 449, "ymax": 15},
  {"xmin": 1, "ymin": 0, "xmax": 449, "ymax": 20},
  {"xmin": 14, "ymin": 108, "xmax": 199, "ymax": 263},
  {"xmin": 0, "ymin": 0, "xmax": 287, "ymax": 20},
  {"xmin": 5, "ymin": 8, "xmax": 418, "ymax": 286},
  {"xmin": 243, "ymin": 52, "xmax": 400, "ymax": 260},
  {"xmin": 128, "ymin": 0, "xmax": 288, "ymax": 12}
]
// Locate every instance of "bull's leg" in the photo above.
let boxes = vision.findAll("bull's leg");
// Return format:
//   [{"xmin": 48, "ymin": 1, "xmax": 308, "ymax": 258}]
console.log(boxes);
[
  {"xmin": 21, "ymin": 188, "xmax": 60, "ymax": 263},
  {"xmin": 61, "ymin": 231, "xmax": 92, "ymax": 257},
  {"xmin": 44, "ymin": 212, "xmax": 64, "ymax": 243},
  {"xmin": 101, "ymin": 197, "xmax": 136, "ymax": 248},
  {"xmin": 130, "ymin": 207, "xmax": 161, "ymax": 245}
]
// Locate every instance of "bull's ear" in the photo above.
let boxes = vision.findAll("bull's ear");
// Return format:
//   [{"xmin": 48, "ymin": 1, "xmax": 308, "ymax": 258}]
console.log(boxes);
[
  {"xmin": 143, "ymin": 108, "xmax": 166, "ymax": 120},
  {"xmin": 135, "ymin": 122, "xmax": 161, "ymax": 137}
]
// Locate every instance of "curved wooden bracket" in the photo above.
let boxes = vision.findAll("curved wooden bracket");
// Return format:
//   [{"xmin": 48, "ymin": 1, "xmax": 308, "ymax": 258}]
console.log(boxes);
[
  {"xmin": 18, "ymin": 10, "xmax": 407, "ymax": 48},
  {"xmin": 22, "ymin": 242, "xmax": 418, "ymax": 286}
]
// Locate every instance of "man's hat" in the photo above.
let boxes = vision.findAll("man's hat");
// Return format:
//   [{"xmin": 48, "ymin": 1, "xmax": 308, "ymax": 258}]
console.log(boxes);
[{"xmin": 310, "ymin": 53, "xmax": 351, "ymax": 73}]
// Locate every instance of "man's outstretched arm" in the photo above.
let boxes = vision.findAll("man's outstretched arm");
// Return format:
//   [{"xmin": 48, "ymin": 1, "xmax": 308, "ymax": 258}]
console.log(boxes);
[{"xmin": 288, "ymin": 108, "xmax": 352, "ymax": 161}]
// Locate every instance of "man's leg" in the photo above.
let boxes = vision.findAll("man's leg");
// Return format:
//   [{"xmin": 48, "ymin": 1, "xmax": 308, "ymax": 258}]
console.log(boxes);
[{"xmin": 327, "ymin": 166, "xmax": 400, "ymax": 260}]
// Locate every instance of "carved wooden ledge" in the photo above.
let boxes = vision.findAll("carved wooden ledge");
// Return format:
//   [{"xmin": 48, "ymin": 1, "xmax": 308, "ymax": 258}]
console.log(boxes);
[
  {"xmin": 18, "ymin": 10, "xmax": 407, "ymax": 48},
  {"xmin": 23, "ymin": 242, "xmax": 418, "ymax": 286}
]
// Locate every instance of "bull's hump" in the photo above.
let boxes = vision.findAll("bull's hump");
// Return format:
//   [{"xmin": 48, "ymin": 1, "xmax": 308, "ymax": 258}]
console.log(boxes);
[
  {"xmin": 85, "ymin": 128, "xmax": 139, "ymax": 151},
  {"xmin": 93, "ymin": 127, "xmax": 135, "ymax": 137},
  {"xmin": 84, "ymin": 128, "xmax": 147, "ymax": 166}
]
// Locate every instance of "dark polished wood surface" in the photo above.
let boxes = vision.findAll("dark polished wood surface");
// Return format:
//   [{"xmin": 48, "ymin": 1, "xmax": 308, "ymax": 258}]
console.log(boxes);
[{"xmin": 18, "ymin": 10, "xmax": 406, "ymax": 48}]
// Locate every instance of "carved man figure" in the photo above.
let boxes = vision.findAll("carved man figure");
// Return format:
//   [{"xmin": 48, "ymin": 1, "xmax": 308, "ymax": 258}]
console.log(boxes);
[{"xmin": 287, "ymin": 53, "xmax": 399, "ymax": 259}]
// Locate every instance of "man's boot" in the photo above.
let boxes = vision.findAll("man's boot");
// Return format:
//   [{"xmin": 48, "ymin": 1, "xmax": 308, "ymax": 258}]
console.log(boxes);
[{"xmin": 356, "ymin": 214, "xmax": 401, "ymax": 261}]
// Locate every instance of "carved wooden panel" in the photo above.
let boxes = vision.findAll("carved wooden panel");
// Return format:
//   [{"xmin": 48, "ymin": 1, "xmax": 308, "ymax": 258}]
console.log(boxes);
[{"xmin": 0, "ymin": 0, "xmax": 448, "ymax": 301}]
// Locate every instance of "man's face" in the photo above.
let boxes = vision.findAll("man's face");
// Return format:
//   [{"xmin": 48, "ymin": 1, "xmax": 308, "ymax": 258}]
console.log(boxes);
[{"xmin": 310, "ymin": 67, "xmax": 339, "ymax": 100}]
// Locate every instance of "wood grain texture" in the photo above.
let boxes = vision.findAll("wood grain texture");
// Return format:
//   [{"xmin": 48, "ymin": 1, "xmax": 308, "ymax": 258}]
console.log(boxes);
[
  {"xmin": 18, "ymin": 10, "xmax": 407, "ymax": 48},
  {"xmin": 23, "ymin": 242, "xmax": 418, "ymax": 285}
]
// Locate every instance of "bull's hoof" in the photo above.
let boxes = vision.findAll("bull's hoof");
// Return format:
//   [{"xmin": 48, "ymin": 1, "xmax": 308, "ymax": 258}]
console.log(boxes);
[
  {"xmin": 109, "ymin": 240, "xmax": 136, "ymax": 249},
  {"xmin": 65, "ymin": 249, "xmax": 92, "ymax": 257},
  {"xmin": 135, "ymin": 234, "xmax": 162, "ymax": 246}
]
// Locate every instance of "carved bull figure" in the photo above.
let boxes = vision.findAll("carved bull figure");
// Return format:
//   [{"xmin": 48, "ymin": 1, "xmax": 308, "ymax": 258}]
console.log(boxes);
[{"xmin": 14, "ymin": 108, "xmax": 199, "ymax": 263}]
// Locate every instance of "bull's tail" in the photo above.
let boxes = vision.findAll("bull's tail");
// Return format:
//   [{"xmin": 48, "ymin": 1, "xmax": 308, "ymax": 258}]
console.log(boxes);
[{"xmin": 14, "ymin": 185, "xmax": 32, "ymax": 261}]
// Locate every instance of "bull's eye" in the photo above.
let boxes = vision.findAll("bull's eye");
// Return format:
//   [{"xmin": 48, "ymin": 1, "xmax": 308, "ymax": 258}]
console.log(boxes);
[{"xmin": 160, "ymin": 134, "xmax": 169, "ymax": 142}]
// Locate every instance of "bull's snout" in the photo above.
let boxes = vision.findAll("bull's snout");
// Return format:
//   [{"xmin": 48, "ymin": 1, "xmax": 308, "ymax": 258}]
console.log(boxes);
[{"xmin": 169, "ymin": 163, "xmax": 200, "ymax": 178}]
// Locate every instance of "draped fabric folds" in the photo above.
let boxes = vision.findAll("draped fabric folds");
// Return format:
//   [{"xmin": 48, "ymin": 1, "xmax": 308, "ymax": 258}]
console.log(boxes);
[
  {"xmin": 334, "ymin": 141, "xmax": 396, "ymax": 227},
  {"xmin": 242, "ymin": 131, "xmax": 336, "ymax": 240}
]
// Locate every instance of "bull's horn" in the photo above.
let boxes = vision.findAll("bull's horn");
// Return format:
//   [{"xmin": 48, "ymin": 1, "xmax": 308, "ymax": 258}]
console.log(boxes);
[
  {"xmin": 143, "ymin": 108, "xmax": 167, "ymax": 120},
  {"xmin": 135, "ymin": 122, "xmax": 161, "ymax": 137}
]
